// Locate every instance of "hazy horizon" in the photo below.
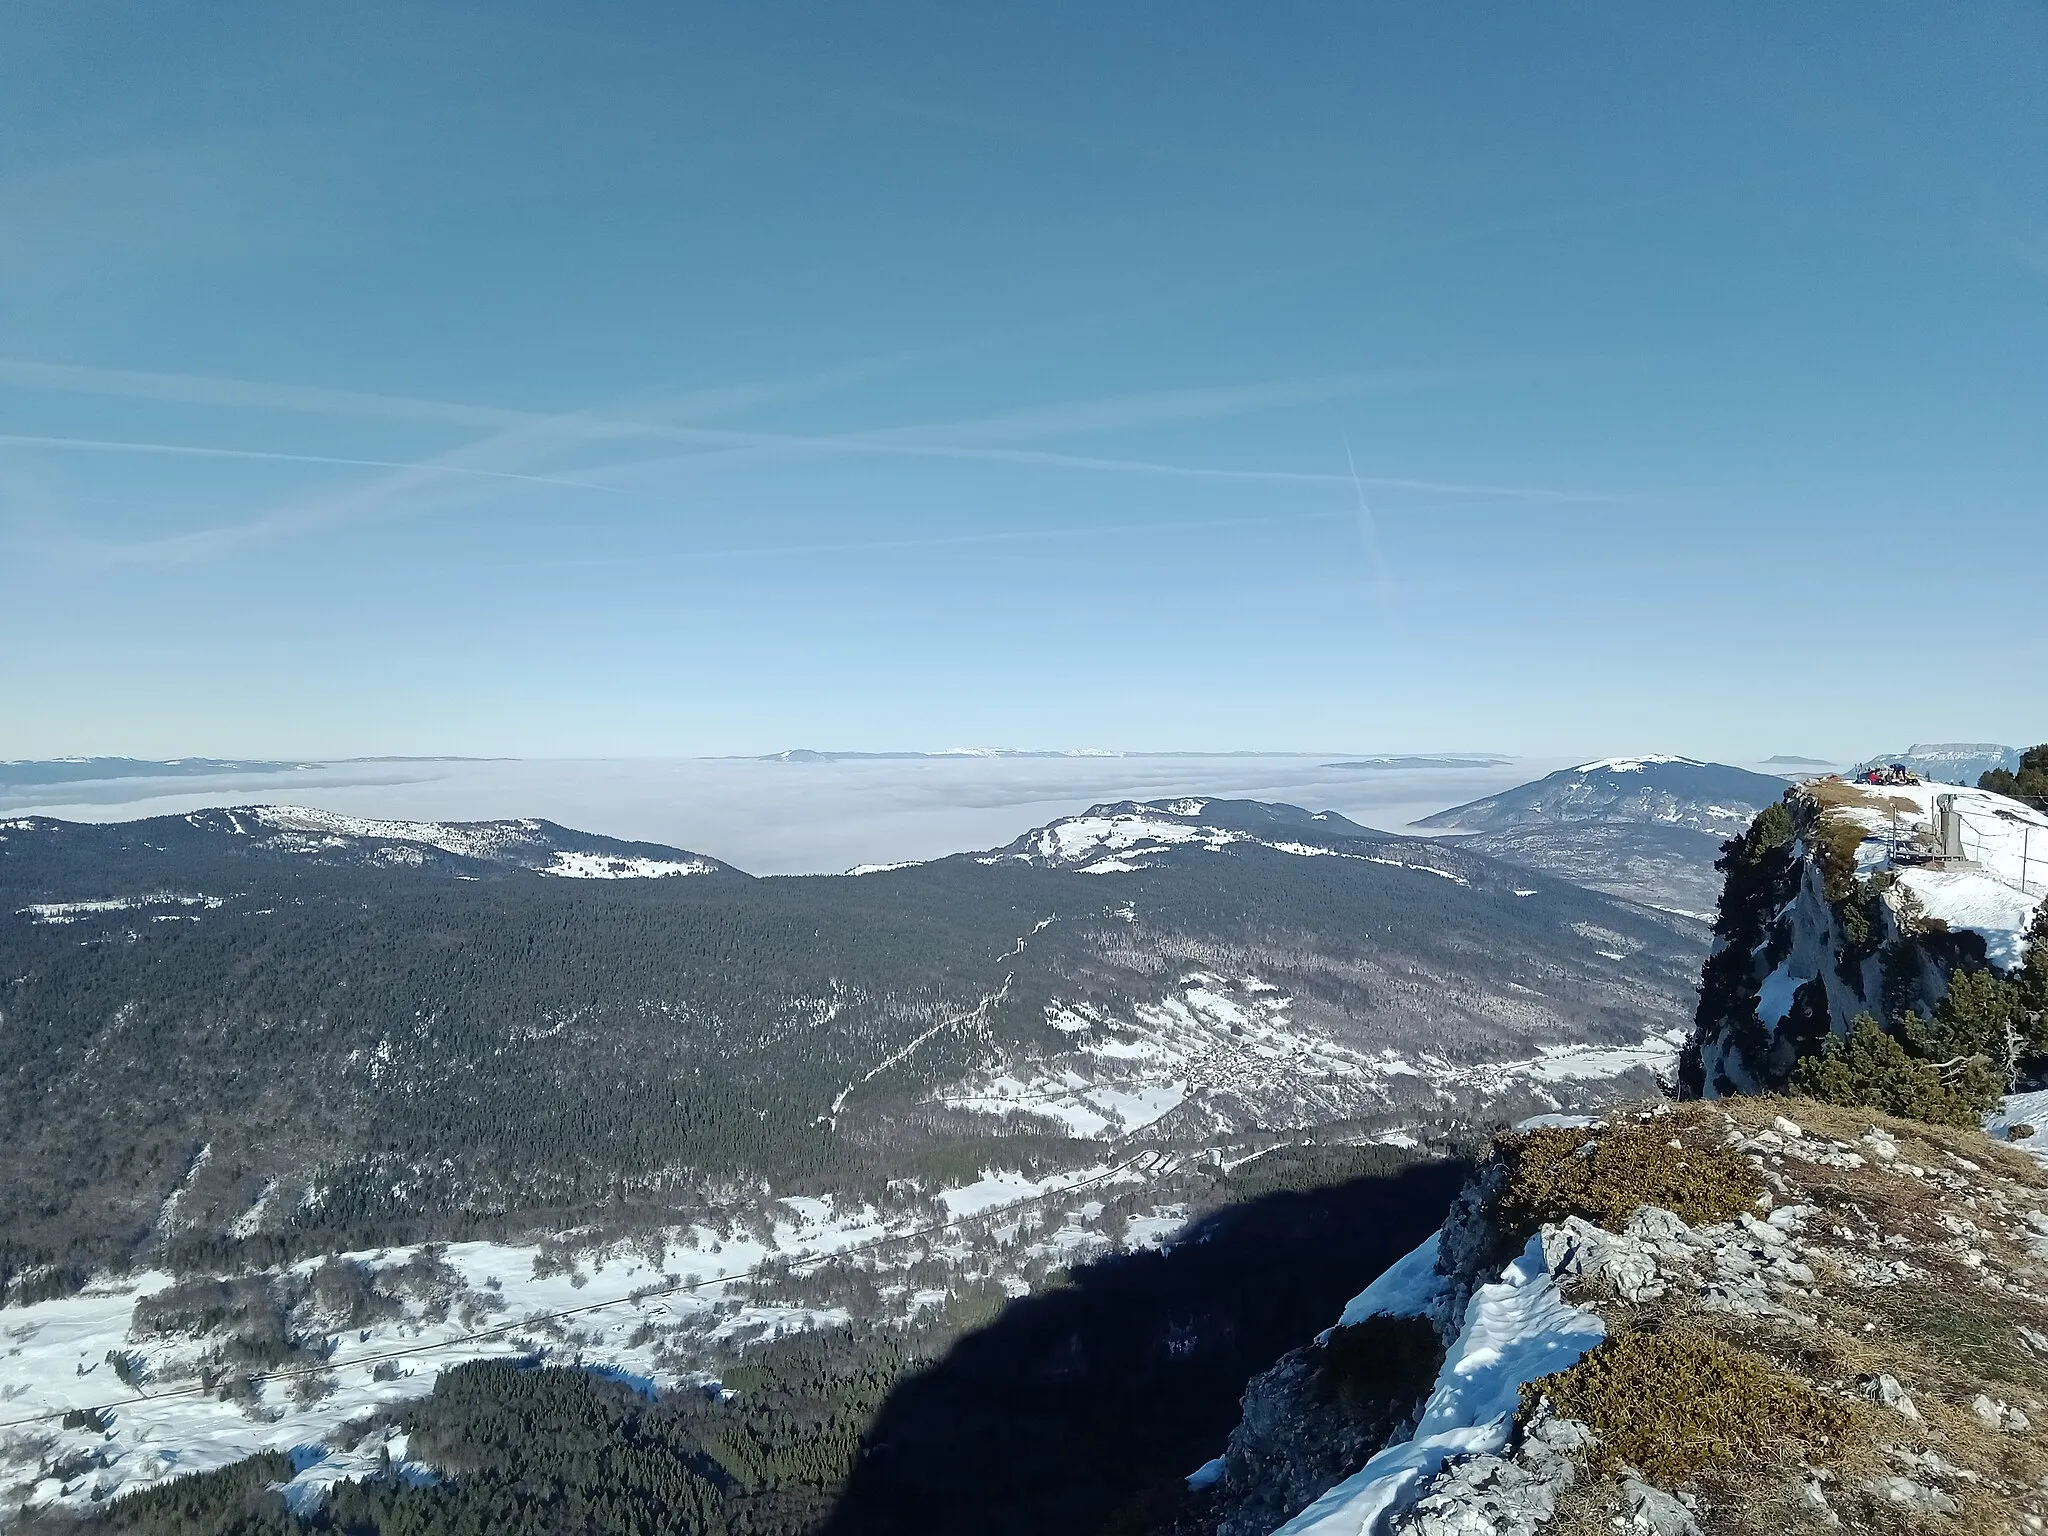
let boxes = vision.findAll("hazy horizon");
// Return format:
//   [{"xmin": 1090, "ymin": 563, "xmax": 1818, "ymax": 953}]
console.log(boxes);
[{"xmin": 0, "ymin": 752, "xmax": 1606, "ymax": 874}]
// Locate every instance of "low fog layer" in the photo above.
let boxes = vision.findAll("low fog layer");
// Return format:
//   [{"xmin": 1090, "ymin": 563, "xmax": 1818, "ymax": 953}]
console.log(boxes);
[{"xmin": 0, "ymin": 756, "xmax": 1583, "ymax": 874}]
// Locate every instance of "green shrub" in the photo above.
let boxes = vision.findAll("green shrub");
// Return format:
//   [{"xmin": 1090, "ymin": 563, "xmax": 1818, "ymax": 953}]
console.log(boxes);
[
  {"xmin": 1813, "ymin": 815, "xmax": 1869, "ymax": 906},
  {"xmin": 1980, "ymin": 744, "xmax": 2048, "ymax": 807},
  {"xmin": 1526, "ymin": 1326, "xmax": 1850, "ymax": 1483},
  {"xmin": 1908, "ymin": 967, "xmax": 2041, "ymax": 1087},
  {"xmin": 1789, "ymin": 1015, "xmax": 1994, "ymax": 1126},
  {"xmin": 1746, "ymin": 801, "xmax": 1796, "ymax": 858},
  {"xmin": 1491, "ymin": 1114, "xmax": 1764, "ymax": 1244}
]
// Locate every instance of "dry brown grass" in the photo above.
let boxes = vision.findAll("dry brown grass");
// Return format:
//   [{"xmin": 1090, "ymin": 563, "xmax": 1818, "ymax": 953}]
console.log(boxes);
[
  {"xmin": 1491, "ymin": 1107, "xmax": 1765, "ymax": 1244},
  {"xmin": 1530, "ymin": 1320, "xmax": 1851, "ymax": 1482},
  {"xmin": 1518, "ymin": 1096, "xmax": 2048, "ymax": 1533},
  {"xmin": 1799, "ymin": 777, "xmax": 1922, "ymax": 818}
]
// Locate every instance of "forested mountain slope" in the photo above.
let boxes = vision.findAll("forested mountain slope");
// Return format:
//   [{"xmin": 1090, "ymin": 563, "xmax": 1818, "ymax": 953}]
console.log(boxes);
[{"xmin": 1, "ymin": 798, "xmax": 1700, "ymax": 1300}]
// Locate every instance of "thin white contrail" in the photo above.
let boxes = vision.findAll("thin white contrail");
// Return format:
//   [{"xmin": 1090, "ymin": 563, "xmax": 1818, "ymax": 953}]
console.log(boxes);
[
  {"xmin": 6, "ymin": 355, "xmax": 1642, "ymax": 564},
  {"xmin": 0, "ymin": 354, "xmax": 1637, "ymax": 503},
  {"xmin": 0, "ymin": 433, "xmax": 627, "ymax": 492},
  {"xmin": 1344, "ymin": 434, "xmax": 1396, "ymax": 613}
]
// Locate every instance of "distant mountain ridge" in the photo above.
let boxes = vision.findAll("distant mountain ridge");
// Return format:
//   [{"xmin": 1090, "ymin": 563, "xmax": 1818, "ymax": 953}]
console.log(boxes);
[
  {"xmin": 0, "ymin": 757, "xmax": 328, "ymax": 788},
  {"xmin": 978, "ymin": 797, "xmax": 1396, "ymax": 874},
  {"xmin": 1, "ymin": 804, "xmax": 739, "ymax": 896},
  {"xmin": 1851, "ymin": 742, "xmax": 2020, "ymax": 784},
  {"xmin": 1414, "ymin": 756, "xmax": 1792, "ymax": 917},
  {"xmin": 0, "ymin": 757, "xmax": 497, "ymax": 789},
  {"xmin": 755, "ymin": 748, "xmax": 1508, "ymax": 763},
  {"xmin": 1415, "ymin": 755, "xmax": 1789, "ymax": 837}
]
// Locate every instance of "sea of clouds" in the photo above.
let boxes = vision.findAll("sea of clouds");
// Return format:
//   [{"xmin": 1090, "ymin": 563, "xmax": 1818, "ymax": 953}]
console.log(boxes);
[{"xmin": 1, "ymin": 754, "xmax": 1588, "ymax": 875}]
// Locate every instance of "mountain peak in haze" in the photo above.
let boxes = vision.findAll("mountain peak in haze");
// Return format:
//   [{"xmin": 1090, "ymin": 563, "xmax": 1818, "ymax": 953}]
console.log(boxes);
[{"xmin": 1417, "ymin": 757, "xmax": 1788, "ymax": 837}]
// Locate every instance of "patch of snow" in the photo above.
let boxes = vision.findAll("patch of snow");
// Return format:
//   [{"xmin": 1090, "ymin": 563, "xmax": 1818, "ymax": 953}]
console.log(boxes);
[
  {"xmin": 1572, "ymin": 754, "xmax": 1701, "ymax": 774},
  {"xmin": 1757, "ymin": 965, "xmax": 1801, "ymax": 1026},
  {"xmin": 278, "ymin": 1431, "xmax": 437, "ymax": 1515},
  {"xmin": 1988, "ymin": 1091, "xmax": 2048, "ymax": 1165},
  {"xmin": 541, "ymin": 851, "xmax": 715, "ymax": 879},
  {"xmin": 938, "ymin": 1168, "xmax": 1086, "ymax": 1219},
  {"xmin": 1895, "ymin": 867, "xmax": 2040, "ymax": 970},
  {"xmin": 941, "ymin": 975, "xmax": 1679, "ymax": 1143},
  {"xmin": 1187, "ymin": 1456, "xmax": 1226, "ymax": 1491},
  {"xmin": 229, "ymin": 1179, "xmax": 280, "ymax": 1240},
  {"xmin": 1490, "ymin": 1030, "xmax": 1687, "ymax": 1087},
  {"xmin": 1516, "ymin": 1113, "xmax": 1602, "ymax": 1131},
  {"xmin": 1123, "ymin": 1206, "xmax": 1191, "ymax": 1250},
  {"xmin": 1276, "ymin": 1234, "xmax": 1606, "ymax": 1535},
  {"xmin": 17, "ymin": 892, "xmax": 222, "ymax": 924},
  {"xmin": 1330, "ymin": 1232, "xmax": 1447, "ymax": 1333}
]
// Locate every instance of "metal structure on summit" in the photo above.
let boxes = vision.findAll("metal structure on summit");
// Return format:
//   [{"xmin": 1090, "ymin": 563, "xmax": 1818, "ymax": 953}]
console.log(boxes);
[{"xmin": 1926, "ymin": 792, "xmax": 2040, "ymax": 897}]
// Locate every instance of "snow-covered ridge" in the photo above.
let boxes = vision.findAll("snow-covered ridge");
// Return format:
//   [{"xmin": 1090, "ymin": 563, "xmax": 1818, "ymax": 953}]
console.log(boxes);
[
  {"xmin": 236, "ymin": 807, "xmax": 546, "ymax": 861},
  {"xmin": 540, "ymin": 850, "xmax": 718, "ymax": 880},
  {"xmin": 1418, "ymin": 756, "xmax": 1788, "ymax": 837},
  {"xmin": 1571, "ymin": 753, "xmax": 1701, "ymax": 773},
  {"xmin": 980, "ymin": 803, "xmax": 1245, "ymax": 873},
  {"xmin": 973, "ymin": 797, "xmax": 1443, "ymax": 877},
  {"xmin": 1203, "ymin": 1098, "xmax": 2048, "ymax": 1534},
  {"xmin": 197, "ymin": 807, "xmax": 722, "ymax": 879},
  {"xmin": 1275, "ymin": 1234, "xmax": 1605, "ymax": 1534}
]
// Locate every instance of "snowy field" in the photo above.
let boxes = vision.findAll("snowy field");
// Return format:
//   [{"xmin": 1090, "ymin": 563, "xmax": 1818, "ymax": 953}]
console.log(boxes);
[
  {"xmin": 1270, "ymin": 1233, "xmax": 1604, "ymax": 1535},
  {"xmin": 0, "ymin": 755, "xmax": 1577, "ymax": 875},
  {"xmin": 0, "ymin": 1168, "xmax": 1181, "ymax": 1517}
]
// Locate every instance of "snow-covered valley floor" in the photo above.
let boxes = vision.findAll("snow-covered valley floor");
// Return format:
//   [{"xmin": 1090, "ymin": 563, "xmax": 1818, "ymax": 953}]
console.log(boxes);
[{"xmin": 1, "ymin": 1165, "xmax": 1182, "ymax": 1518}]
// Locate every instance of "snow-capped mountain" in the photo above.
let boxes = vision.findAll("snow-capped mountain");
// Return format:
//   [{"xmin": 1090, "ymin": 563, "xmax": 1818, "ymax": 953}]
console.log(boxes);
[
  {"xmin": 976, "ymin": 797, "xmax": 1411, "ymax": 874},
  {"xmin": 1852, "ymin": 742, "xmax": 2020, "ymax": 785},
  {"xmin": 1415, "ymin": 756, "xmax": 1789, "ymax": 838},
  {"xmin": 1412, "ymin": 757, "xmax": 1792, "ymax": 918},
  {"xmin": 223, "ymin": 806, "xmax": 732, "ymax": 878}
]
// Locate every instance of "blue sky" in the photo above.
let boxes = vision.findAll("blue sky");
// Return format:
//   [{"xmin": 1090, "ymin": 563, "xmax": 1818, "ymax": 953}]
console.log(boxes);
[{"xmin": 3, "ymin": 2, "xmax": 2044, "ymax": 761}]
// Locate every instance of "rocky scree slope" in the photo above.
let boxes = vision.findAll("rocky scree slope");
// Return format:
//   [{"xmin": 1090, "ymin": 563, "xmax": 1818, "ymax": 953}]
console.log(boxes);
[
  {"xmin": 1164, "ymin": 1096, "xmax": 2048, "ymax": 1536},
  {"xmin": 1416, "ymin": 759, "xmax": 1790, "ymax": 918}
]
